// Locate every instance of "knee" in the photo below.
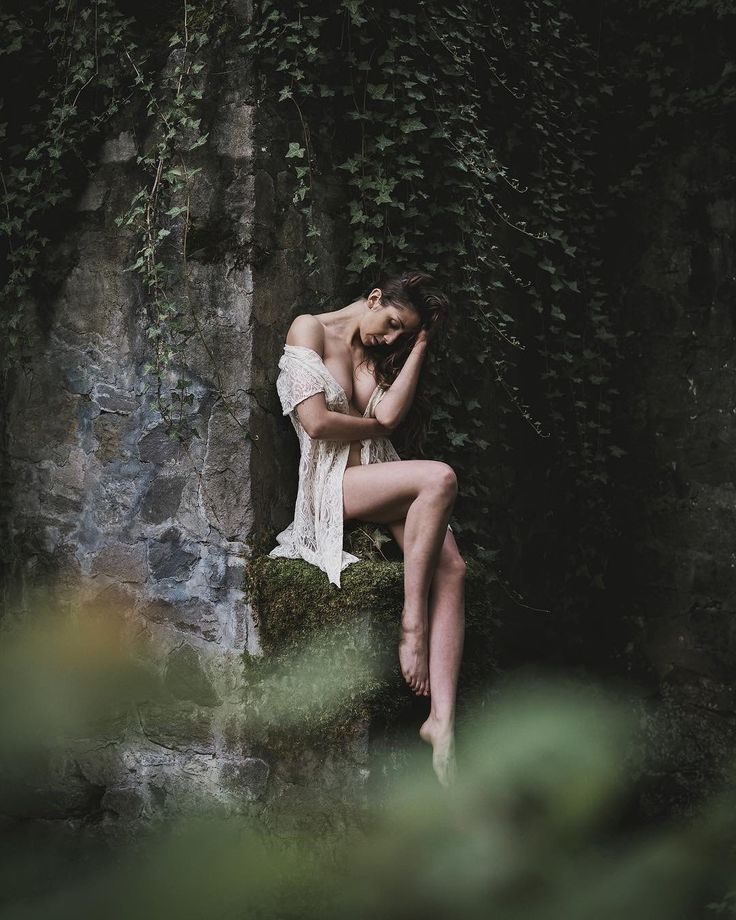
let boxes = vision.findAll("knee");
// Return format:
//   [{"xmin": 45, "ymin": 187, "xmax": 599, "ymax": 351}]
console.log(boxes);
[
  {"xmin": 450, "ymin": 552, "xmax": 466, "ymax": 581},
  {"xmin": 439, "ymin": 541, "xmax": 466, "ymax": 581},
  {"xmin": 424, "ymin": 462, "xmax": 458, "ymax": 502}
]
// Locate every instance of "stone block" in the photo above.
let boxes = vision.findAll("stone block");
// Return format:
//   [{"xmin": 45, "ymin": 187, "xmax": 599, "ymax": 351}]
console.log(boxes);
[
  {"xmin": 140, "ymin": 475, "xmax": 185, "ymax": 524},
  {"xmin": 138, "ymin": 700, "xmax": 215, "ymax": 754},
  {"xmin": 77, "ymin": 173, "xmax": 107, "ymax": 211},
  {"xmin": 51, "ymin": 447, "xmax": 87, "ymax": 492},
  {"xmin": 141, "ymin": 596, "xmax": 220, "ymax": 642},
  {"xmin": 94, "ymin": 384, "xmax": 137, "ymax": 414},
  {"xmin": 100, "ymin": 131, "xmax": 137, "ymax": 163},
  {"xmin": 148, "ymin": 527, "xmax": 199, "ymax": 582},
  {"xmin": 1, "ymin": 752, "xmax": 105, "ymax": 820},
  {"xmin": 55, "ymin": 259, "xmax": 133, "ymax": 343},
  {"xmin": 100, "ymin": 785, "xmax": 145, "ymax": 821},
  {"xmin": 138, "ymin": 425, "xmax": 185, "ymax": 464},
  {"xmin": 6, "ymin": 375, "xmax": 80, "ymax": 464},
  {"xmin": 91, "ymin": 541, "xmax": 147, "ymax": 584},
  {"xmin": 164, "ymin": 644, "xmax": 220, "ymax": 707},
  {"xmin": 219, "ymin": 757, "xmax": 270, "ymax": 800},
  {"xmin": 201, "ymin": 406, "xmax": 253, "ymax": 540},
  {"xmin": 182, "ymin": 263, "xmax": 254, "ymax": 395},
  {"xmin": 92, "ymin": 468, "xmax": 144, "ymax": 530},
  {"xmin": 94, "ymin": 412, "xmax": 129, "ymax": 462},
  {"xmin": 62, "ymin": 364, "xmax": 92, "ymax": 395},
  {"xmin": 213, "ymin": 103, "xmax": 255, "ymax": 159}
]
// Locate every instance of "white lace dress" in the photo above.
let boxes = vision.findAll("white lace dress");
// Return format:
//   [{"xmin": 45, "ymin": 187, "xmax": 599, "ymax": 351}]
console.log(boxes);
[{"xmin": 268, "ymin": 344, "xmax": 401, "ymax": 587}]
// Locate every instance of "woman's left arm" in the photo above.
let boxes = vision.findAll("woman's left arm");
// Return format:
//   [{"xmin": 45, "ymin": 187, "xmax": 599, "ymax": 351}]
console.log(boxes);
[{"xmin": 373, "ymin": 330, "xmax": 428, "ymax": 431}]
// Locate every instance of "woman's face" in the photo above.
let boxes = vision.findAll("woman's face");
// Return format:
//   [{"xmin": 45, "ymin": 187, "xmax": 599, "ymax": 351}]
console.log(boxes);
[{"xmin": 361, "ymin": 288, "xmax": 422, "ymax": 349}]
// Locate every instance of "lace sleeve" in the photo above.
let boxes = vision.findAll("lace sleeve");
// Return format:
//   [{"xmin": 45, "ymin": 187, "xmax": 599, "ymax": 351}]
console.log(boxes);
[
  {"xmin": 276, "ymin": 355, "xmax": 327, "ymax": 416},
  {"xmin": 372, "ymin": 385, "xmax": 389, "ymax": 409},
  {"xmin": 365, "ymin": 384, "xmax": 389, "ymax": 418}
]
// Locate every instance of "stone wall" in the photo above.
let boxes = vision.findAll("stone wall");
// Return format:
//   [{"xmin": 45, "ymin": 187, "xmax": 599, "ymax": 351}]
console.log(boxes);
[
  {"xmin": 0, "ymin": 33, "xmax": 353, "ymax": 827},
  {"xmin": 608, "ymin": 137, "xmax": 736, "ymax": 814}
]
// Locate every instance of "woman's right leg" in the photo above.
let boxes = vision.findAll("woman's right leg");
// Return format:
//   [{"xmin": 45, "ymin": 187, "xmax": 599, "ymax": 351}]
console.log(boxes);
[{"xmin": 342, "ymin": 460, "xmax": 458, "ymax": 695}]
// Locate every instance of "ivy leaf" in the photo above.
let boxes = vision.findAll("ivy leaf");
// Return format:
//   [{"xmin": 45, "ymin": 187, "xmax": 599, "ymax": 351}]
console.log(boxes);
[
  {"xmin": 400, "ymin": 117, "xmax": 426, "ymax": 133},
  {"xmin": 338, "ymin": 157, "xmax": 361, "ymax": 174},
  {"xmin": 367, "ymin": 83, "xmax": 389, "ymax": 100},
  {"xmin": 286, "ymin": 142, "xmax": 305, "ymax": 159}
]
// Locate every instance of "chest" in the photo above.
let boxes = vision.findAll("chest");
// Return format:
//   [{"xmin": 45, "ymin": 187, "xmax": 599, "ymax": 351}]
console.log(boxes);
[{"xmin": 322, "ymin": 346, "xmax": 376, "ymax": 413}]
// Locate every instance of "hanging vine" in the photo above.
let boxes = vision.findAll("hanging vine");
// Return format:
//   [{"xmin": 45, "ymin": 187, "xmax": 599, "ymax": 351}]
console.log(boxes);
[
  {"xmin": 243, "ymin": 0, "xmax": 621, "ymax": 607},
  {"xmin": 1, "ymin": 0, "xmax": 642, "ymax": 612},
  {"xmin": 115, "ymin": 3, "xmax": 214, "ymax": 444},
  {"xmin": 0, "ymin": 0, "xmax": 136, "ymax": 370}
]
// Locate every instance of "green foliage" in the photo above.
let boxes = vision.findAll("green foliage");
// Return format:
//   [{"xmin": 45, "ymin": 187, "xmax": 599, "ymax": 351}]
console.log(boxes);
[
  {"xmin": 243, "ymin": 0, "xmax": 620, "ymax": 609},
  {"xmin": 115, "ymin": 3, "xmax": 215, "ymax": 443},
  {"xmin": 0, "ymin": 2, "xmax": 248, "ymax": 446},
  {"xmin": 7, "ymin": 0, "xmax": 734, "ymax": 621},
  {"xmin": 0, "ymin": 0, "xmax": 623, "ymax": 609},
  {"xmin": 2, "ymin": 589, "xmax": 736, "ymax": 918},
  {"xmin": 604, "ymin": 0, "xmax": 736, "ymax": 200},
  {"xmin": 245, "ymin": 555, "xmax": 500, "ymax": 733},
  {"xmin": 0, "ymin": 0, "xmax": 135, "ymax": 363}
]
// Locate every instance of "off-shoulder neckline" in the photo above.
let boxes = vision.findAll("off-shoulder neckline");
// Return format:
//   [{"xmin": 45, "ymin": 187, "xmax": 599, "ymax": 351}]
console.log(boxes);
[{"xmin": 282, "ymin": 343, "xmax": 381, "ymax": 414}]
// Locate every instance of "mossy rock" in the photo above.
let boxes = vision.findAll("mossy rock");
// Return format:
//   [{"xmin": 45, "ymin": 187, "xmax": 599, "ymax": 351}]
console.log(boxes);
[{"xmin": 243, "ymin": 555, "xmax": 499, "ymax": 741}]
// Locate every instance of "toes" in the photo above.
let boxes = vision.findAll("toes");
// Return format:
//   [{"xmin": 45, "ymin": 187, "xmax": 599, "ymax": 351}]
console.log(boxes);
[{"xmin": 401, "ymin": 667, "xmax": 431, "ymax": 696}]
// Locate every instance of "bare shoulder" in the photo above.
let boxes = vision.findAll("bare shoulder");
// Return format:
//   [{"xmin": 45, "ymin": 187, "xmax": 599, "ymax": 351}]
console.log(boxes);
[{"xmin": 285, "ymin": 314, "xmax": 326, "ymax": 354}]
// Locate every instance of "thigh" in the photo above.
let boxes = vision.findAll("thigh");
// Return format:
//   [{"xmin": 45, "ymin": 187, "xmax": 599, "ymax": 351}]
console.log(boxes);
[{"xmin": 342, "ymin": 460, "xmax": 449, "ymax": 524}]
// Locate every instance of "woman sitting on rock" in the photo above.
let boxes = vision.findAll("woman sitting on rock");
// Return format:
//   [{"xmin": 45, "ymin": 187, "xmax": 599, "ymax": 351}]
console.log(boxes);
[{"xmin": 270, "ymin": 270, "xmax": 465, "ymax": 787}]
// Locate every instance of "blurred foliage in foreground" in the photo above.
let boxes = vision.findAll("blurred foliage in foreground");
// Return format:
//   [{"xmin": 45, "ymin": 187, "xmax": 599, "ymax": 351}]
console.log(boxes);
[{"xmin": 1, "ymin": 590, "xmax": 736, "ymax": 919}]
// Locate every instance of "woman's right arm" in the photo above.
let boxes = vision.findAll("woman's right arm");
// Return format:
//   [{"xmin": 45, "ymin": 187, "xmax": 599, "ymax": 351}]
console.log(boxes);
[
  {"xmin": 287, "ymin": 315, "xmax": 389, "ymax": 442},
  {"xmin": 297, "ymin": 394, "xmax": 388, "ymax": 441}
]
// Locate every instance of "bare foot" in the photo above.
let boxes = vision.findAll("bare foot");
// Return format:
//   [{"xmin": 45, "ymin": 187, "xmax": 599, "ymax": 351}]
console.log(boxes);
[
  {"xmin": 420, "ymin": 716, "xmax": 457, "ymax": 788},
  {"xmin": 398, "ymin": 617, "xmax": 429, "ymax": 696}
]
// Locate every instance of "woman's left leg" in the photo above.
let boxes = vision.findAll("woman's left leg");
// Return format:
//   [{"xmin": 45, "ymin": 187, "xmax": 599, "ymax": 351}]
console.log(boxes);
[{"xmin": 389, "ymin": 521, "xmax": 466, "ymax": 787}]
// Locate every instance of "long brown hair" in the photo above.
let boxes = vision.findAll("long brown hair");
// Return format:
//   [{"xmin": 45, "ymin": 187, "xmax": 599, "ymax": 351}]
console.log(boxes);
[{"xmin": 362, "ymin": 269, "xmax": 450, "ymax": 455}]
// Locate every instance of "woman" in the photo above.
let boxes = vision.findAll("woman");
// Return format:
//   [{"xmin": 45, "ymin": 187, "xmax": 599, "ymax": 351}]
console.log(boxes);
[{"xmin": 269, "ymin": 271, "xmax": 465, "ymax": 787}]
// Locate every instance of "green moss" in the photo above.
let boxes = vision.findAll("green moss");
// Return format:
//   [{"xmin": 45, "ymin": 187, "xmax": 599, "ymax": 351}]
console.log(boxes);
[
  {"xmin": 242, "ymin": 555, "xmax": 500, "ymax": 744},
  {"xmin": 246, "ymin": 556, "xmax": 404, "ymax": 652}
]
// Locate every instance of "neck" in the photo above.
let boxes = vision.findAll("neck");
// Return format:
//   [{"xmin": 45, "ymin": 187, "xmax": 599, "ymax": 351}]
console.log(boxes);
[{"xmin": 321, "ymin": 298, "xmax": 369, "ymax": 349}]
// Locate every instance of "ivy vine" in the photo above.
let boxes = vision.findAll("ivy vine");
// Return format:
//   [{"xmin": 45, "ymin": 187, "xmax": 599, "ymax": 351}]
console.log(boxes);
[
  {"xmin": 0, "ymin": 0, "xmax": 135, "ymax": 367},
  {"xmin": 243, "ymin": 0, "xmax": 621, "ymax": 609},
  {"xmin": 8, "ymin": 0, "xmax": 723, "ymax": 623},
  {"xmin": 0, "ymin": 1, "xmax": 247, "ymax": 448},
  {"xmin": 115, "ymin": 3, "xmax": 213, "ymax": 443}
]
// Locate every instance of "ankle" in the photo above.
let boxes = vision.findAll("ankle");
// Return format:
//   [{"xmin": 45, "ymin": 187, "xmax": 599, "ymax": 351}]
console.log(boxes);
[{"xmin": 427, "ymin": 711, "xmax": 455, "ymax": 734}]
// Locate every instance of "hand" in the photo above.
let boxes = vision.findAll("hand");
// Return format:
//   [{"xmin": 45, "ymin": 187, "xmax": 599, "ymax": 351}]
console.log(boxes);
[{"xmin": 413, "ymin": 328, "xmax": 429, "ymax": 350}]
